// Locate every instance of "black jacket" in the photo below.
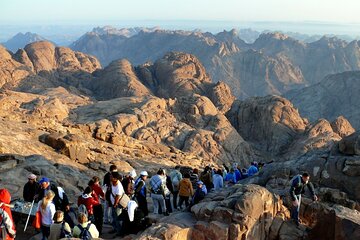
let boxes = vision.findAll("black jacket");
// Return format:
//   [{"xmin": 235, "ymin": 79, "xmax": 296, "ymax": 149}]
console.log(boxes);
[
  {"xmin": 289, "ymin": 175, "xmax": 316, "ymax": 201},
  {"xmin": 23, "ymin": 181, "xmax": 40, "ymax": 202},
  {"xmin": 37, "ymin": 183, "xmax": 69, "ymax": 211}
]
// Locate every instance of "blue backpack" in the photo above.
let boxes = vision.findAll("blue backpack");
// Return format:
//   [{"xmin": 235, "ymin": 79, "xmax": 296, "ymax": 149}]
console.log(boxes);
[{"xmin": 77, "ymin": 222, "xmax": 92, "ymax": 240}]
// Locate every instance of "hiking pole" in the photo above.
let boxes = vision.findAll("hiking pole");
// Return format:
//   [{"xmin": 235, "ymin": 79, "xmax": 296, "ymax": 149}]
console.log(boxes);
[{"xmin": 24, "ymin": 200, "xmax": 35, "ymax": 232}]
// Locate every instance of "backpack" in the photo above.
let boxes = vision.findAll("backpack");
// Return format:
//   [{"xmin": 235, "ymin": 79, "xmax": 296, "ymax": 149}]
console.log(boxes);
[
  {"xmin": 59, "ymin": 222, "xmax": 72, "ymax": 238},
  {"xmin": 78, "ymin": 204, "xmax": 88, "ymax": 217},
  {"xmin": 77, "ymin": 222, "xmax": 92, "ymax": 240},
  {"xmin": 171, "ymin": 172, "xmax": 180, "ymax": 189}
]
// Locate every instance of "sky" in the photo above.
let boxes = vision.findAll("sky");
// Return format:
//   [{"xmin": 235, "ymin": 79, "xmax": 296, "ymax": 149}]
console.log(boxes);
[{"xmin": 1, "ymin": 0, "xmax": 360, "ymax": 24}]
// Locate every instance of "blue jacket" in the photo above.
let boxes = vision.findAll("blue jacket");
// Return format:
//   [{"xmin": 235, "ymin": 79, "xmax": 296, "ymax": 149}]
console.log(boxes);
[
  {"xmin": 247, "ymin": 165, "xmax": 258, "ymax": 177},
  {"xmin": 224, "ymin": 172, "xmax": 236, "ymax": 184}
]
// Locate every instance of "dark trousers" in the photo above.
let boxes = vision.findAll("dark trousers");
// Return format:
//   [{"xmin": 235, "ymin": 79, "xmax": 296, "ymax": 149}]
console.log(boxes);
[
  {"xmin": 165, "ymin": 194, "xmax": 172, "ymax": 213},
  {"xmin": 111, "ymin": 207, "xmax": 124, "ymax": 235},
  {"xmin": 93, "ymin": 204, "xmax": 104, "ymax": 234},
  {"xmin": 136, "ymin": 195, "xmax": 148, "ymax": 216},
  {"xmin": 291, "ymin": 195, "xmax": 301, "ymax": 224},
  {"xmin": 178, "ymin": 196, "xmax": 189, "ymax": 209},
  {"xmin": 41, "ymin": 225, "xmax": 50, "ymax": 240},
  {"xmin": 173, "ymin": 191, "xmax": 179, "ymax": 209}
]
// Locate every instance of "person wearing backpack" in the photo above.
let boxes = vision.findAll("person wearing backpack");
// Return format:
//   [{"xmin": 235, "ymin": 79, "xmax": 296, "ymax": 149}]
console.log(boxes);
[
  {"xmin": 289, "ymin": 172, "xmax": 318, "ymax": 226},
  {"xmin": 169, "ymin": 166, "xmax": 182, "ymax": 209},
  {"xmin": 77, "ymin": 187, "xmax": 100, "ymax": 223},
  {"xmin": 149, "ymin": 169, "xmax": 169, "ymax": 216},
  {"xmin": 134, "ymin": 171, "xmax": 149, "ymax": 216},
  {"xmin": 73, "ymin": 212, "xmax": 99, "ymax": 239},
  {"xmin": 48, "ymin": 210, "xmax": 71, "ymax": 240}
]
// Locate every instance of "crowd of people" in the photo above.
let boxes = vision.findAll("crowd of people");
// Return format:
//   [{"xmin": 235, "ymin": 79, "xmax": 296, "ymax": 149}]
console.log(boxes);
[{"xmin": 0, "ymin": 160, "xmax": 269, "ymax": 239}]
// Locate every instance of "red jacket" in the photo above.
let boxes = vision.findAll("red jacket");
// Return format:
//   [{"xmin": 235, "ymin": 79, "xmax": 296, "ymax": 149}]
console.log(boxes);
[
  {"xmin": 92, "ymin": 184, "xmax": 104, "ymax": 200},
  {"xmin": 0, "ymin": 189, "xmax": 16, "ymax": 240},
  {"xmin": 77, "ymin": 194, "xmax": 99, "ymax": 215}
]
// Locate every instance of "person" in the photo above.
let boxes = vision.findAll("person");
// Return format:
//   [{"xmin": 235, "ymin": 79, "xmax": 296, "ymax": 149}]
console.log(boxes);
[
  {"xmin": 212, "ymin": 169, "xmax": 224, "ymax": 191},
  {"xmin": 149, "ymin": 169, "xmax": 168, "ymax": 216},
  {"xmin": 224, "ymin": 168, "xmax": 237, "ymax": 186},
  {"xmin": 36, "ymin": 177, "xmax": 70, "ymax": 212},
  {"xmin": 200, "ymin": 166, "xmax": 213, "ymax": 192},
  {"xmin": 247, "ymin": 162, "xmax": 259, "ymax": 177},
  {"xmin": 241, "ymin": 168, "xmax": 248, "ymax": 179},
  {"xmin": 134, "ymin": 171, "xmax": 149, "ymax": 216},
  {"xmin": 0, "ymin": 189, "xmax": 16, "ymax": 240},
  {"xmin": 121, "ymin": 170, "xmax": 136, "ymax": 197},
  {"xmin": 289, "ymin": 172, "xmax": 318, "ymax": 226},
  {"xmin": 235, "ymin": 166, "xmax": 242, "ymax": 182},
  {"xmin": 170, "ymin": 166, "xmax": 182, "ymax": 209},
  {"xmin": 165, "ymin": 171, "xmax": 173, "ymax": 213},
  {"xmin": 103, "ymin": 164, "xmax": 117, "ymax": 224},
  {"xmin": 23, "ymin": 173, "xmax": 40, "ymax": 202},
  {"xmin": 192, "ymin": 181, "xmax": 207, "ymax": 205},
  {"xmin": 110, "ymin": 172, "xmax": 125, "ymax": 236},
  {"xmin": 190, "ymin": 168, "xmax": 199, "ymax": 190},
  {"xmin": 77, "ymin": 187, "xmax": 100, "ymax": 223},
  {"xmin": 88, "ymin": 177, "xmax": 104, "ymax": 234},
  {"xmin": 178, "ymin": 173, "xmax": 194, "ymax": 209},
  {"xmin": 73, "ymin": 212, "xmax": 99, "ymax": 239},
  {"xmin": 37, "ymin": 190, "xmax": 56, "ymax": 240},
  {"xmin": 48, "ymin": 210, "xmax": 71, "ymax": 240}
]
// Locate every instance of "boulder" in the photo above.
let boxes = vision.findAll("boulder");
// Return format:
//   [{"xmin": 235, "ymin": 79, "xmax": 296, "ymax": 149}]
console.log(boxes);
[
  {"xmin": 330, "ymin": 116, "xmax": 355, "ymax": 138},
  {"xmin": 339, "ymin": 131, "xmax": 360, "ymax": 155}
]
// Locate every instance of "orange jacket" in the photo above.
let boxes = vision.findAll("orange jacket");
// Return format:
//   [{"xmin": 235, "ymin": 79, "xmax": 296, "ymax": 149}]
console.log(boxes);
[
  {"xmin": 0, "ymin": 189, "xmax": 16, "ymax": 240},
  {"xmin": 178, "ymin": 178, "xmax": 194, "ymax": 197}
]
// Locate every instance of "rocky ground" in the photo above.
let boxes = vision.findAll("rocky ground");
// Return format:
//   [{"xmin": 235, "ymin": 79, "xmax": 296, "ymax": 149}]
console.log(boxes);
[{"xmin": 0, "ymin": 41, "xmax": 359, "ymax": 239}]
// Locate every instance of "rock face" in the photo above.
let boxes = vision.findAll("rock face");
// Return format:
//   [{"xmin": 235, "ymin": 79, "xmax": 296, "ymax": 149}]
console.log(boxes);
[
  {"xmin": 286, "ymin": 71, "xmax": 360, "ymax": 129},
  {"xmin": 339, "ymin": 131, "xmax": 360, "ymax": 156}
]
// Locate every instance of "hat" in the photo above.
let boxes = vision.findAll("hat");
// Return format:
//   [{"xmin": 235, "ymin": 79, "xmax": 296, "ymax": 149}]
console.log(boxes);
[
  {"xmin": 38, "ymin": 177, "xmax": 50, "ymax": 184},
  {"xmin": 140, "ymin": 171, "xmax": 148, "ymax": 176},
  {"xmin": 196, "ymin": 181, "xmax": 204, "ymax": 185},
  {"xmin": 129, "ymin": 170, "xmax": 137, "ymax": 178},
  {"xmin": 28, "ymin": 174, "xmax": 37, "ymax": 180}
]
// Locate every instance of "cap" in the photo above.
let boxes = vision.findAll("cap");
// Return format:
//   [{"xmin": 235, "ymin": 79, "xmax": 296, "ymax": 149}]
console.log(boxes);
[
  {"xmin": 38, "ymin": 177, "xmax": 50, "ymax": 184},
  {"xmin": 129, "ymin": 170, "xmax": 137, "ymax": 178},
  {"xmin": 196, "ymin": 181, "xmax": 204, "ymax": 185},
  {"xmin": 28, "ymin": 174, "xmax": 37, "ymax": 180},
  {"xmin": 140, "ymin": 171, "xmax": 148, "ymax": 176}
]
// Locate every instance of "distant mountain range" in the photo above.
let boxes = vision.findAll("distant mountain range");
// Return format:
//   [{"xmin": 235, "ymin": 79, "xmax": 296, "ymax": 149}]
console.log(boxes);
[
  {"xmin": 2, "ymin": 32, "xmax": 48, "ymax": 52},
  {"xmin": 70, "ymin": 26, "xmax": 360, "ymax": 99}
]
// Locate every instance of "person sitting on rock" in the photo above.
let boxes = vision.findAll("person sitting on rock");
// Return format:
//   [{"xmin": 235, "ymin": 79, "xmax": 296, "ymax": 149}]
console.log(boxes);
[
  {"xmin": 88, "ymin": 177, "xmax": 104, "ymax": 234},
  {"xmin": 48, "ymin": 210, "xmax": 72, "ymax": 240},
  {"xmin": 234, "ymin": 166, "xmax": 242, "ymax": 182},
  {"xmin": 247, "ymin": 162, "xmax": 259, "ymax": 177},
  {"xmin": 191, "ymin": 181, "xmax": 207, "ymax": 205},
  {"xmin": 134, "ymin": 171, "xmax": 149, "ymax": 216},
  {"xmin": 224, "ymin": 168, "xmax": 237, "ymax": 186},
  {"xmin": 0, "ymin": 189, "xmax": 16, "ymax": 240},
  {"xmin": 149, "ymin": 168, "xmax": 169, "ymax": 216},
  {"xmin": 289, "ymin": 172, "xmax": 318, "ymax": 226},
  {"xmin": 23, "ymin": 173, "xmax": 40, "ymax": 202},
  {"xmin": 77, "ymin": 186, "xmax": 100, "ymax": 223},
  {"xmin": 72, "ymin": 212, "xmax": 99, "ymax": 239},
  {"xmin": 212, "ymin": 169, "xmax": 224, "ymax": 191},
  {"xmin": 178, "ymin": 173, "xmax": 194, "ymax": 210},
  {"xmin": 241, "ymin": 168, "xmax": 248, "ymax": 179},
  {"xmin": 121, "ymin": 170, "xmax": 136, "ymax": 198}
]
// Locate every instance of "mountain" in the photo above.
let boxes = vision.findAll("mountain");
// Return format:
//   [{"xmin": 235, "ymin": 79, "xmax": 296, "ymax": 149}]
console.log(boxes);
[
  {"xmin": 71, "ymin": 27, "xmax": 360, "ymax": 99},
  {"xmin": 2, "ymin": 32, "xmax": 48, "ymax": 52},
  {"xmin": 285, "ymin": 71, "xmax": 360, "ymax": 129}
]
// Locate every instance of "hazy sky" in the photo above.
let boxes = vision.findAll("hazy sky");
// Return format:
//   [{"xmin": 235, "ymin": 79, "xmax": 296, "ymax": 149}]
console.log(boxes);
[{"xmin": 1, "ymin": 0, "xmax": 360, "ymax": 24}]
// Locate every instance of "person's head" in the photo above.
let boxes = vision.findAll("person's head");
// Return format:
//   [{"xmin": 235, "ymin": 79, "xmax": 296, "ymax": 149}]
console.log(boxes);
[
  {"xmin": 41, "ymin": 190, "xmax": 55, "ymax": 210},
  {"xmin": 230, "ymin": 168, "xmax": 235, "ymax": 173},
  {"xmin": 78, "ymin": 212, "xmax": 88, "ymax": 224},
  {"xmin": 129, "ymin": 170, "xmax": 137, "ymax": 179},
  {"xmin": 175, "ymin": 165, "xmax": 180, "ymax": 170},
  {"xmin": 216, "ymin": 169, "xmax": 223, "ymax": 175},
  {"xmin": 197, "ymin": 181, "xmax": 203, "ymax": 189},
  {"xmin": 184, "ymin": 173, "xmax": 190, "ymax": 179},
  {"xmin": 83, "ymin": 186, "xmax": 92, "ymax": 195},
  {"xmin": 109, "ymin": 164, "xmax": 117, "ymax": 172},
  {"xmin": 39, "ymin": 177, "xmax": 50, "ymax": 189},
  {"xmin": 242, "ymin": 168, "xmax": 247, "ymax": 173},
  {"xmin": 302, "ymin": 172, "xmax": 310, "ymax": 184},
  {"xmin": 28, "ymin": 174, "xmax": 37, "ymax": 183},
  {"xmin": 193, "ymin": 168, "xmax": 199, "ymax": 174},
  {"xmin": 88, "ymin": 179, "xmax": 95, "ymax": 188},
  {"xmin": 111, "ymin": 172, "xmax": 122, "ymax": 185},
  {"xmin": 237, "ymin": 165, "xmax": 241, "ymax": 170},
  {"xmin": 140, "ymin": 171, "xmax": 148, "ymax": 180},
  {"xmin": 54, "ymin": 210, "xmax": 64, "ymax": 223},
  {"xmin": 92, "ymin": 176, "xmax": 100, "ymax": 184},
  {"xmin": 157, "ymin": 168, "xmax": 165, "ymax": 176}
]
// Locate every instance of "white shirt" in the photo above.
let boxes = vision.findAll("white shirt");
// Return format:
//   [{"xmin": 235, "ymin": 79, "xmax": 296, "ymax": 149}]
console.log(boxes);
[
  {"xmin": 110, "ymin": 181, "xmax": 125, "ymax": 205},
  {"xmin": 37, "ymin": 200, "xmax": 56, "ymax": 226}
]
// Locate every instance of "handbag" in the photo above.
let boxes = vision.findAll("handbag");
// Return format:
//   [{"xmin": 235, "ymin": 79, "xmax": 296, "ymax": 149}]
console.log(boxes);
[{"xmin": 32, "ymin": 210, "xmax": 41, "ymax": 230}]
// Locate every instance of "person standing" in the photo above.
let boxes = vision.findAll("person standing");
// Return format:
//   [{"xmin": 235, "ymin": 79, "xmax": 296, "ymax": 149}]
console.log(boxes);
[
  {"xmin": 122, "ymin": 170, "xmax": 136, "ymax": 198},
  {"xmin": 110, "ymin": 172, "xmax": 125, "ymax": 236},
  {"xmin": 88, "ymin": 177, "xmax": 104, "ymax": 234},
  {"xmin": 0, "ymin": 189, "xmax": 16, "ymax": 240},
  {"xmin": 134, "ymin": 171, "xmax": 149, "ymax": 216},
  {"xmin": 200, "ymin": 166, "xmax": 213, "ymax": 192},
  {"xmin": 77, "ymin": 187, "xmax": 100, "ymax": 223},
  {"xmin": 150, "ymin": 169, "xmax": 168, "ymax": 216},
  {"xmin": 23, "ymin": 173, "xmax": 39, "ymax": 202},
  {"xmin": 103, "ymin": 165, "xmax": 117, "ymax": 224},
  {"xmin": 289, "ymin": 172, "xmax": 318, "ymax": 226},
  {"xmin": 178, "ymin": 173, "xmax": 194, "ymax": 209},
  {"xmin": 37, "ymin": 190, "xmax": 56, "ymax": 240},
  {"xmin": 170, "ymin": 166, "xmax": 182, "ymax": 210}
]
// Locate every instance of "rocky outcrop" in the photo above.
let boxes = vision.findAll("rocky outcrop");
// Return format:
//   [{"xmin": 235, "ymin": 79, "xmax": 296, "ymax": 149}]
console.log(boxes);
[
  {"xmin": 339, "ymin": 131, "xmax": 360, "ymax": 156},
  {"xmin": 331, "ymin": 116, "xmax": 355, "ymax": 138}
]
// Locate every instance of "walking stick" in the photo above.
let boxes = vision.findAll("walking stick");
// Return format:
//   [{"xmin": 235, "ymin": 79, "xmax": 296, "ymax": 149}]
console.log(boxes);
[{"xmin": 24, "ymin": 200, "xmax": 35, "ymax": 232}]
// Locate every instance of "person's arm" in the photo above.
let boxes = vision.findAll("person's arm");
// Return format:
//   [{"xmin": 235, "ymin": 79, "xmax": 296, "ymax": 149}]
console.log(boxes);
[
  {"xmin": 50, "ymin": 204, "xmax": 56, "ymax": 221},
  {"xmin": 307, "ymin": 182, "xmax": 318, "ymax": 200},
  {"xmin": 0, "ymin": 208, "xmax": 16, "ymax": 238},
  {"xmin": 135, "ymin": 181, "xmax": 145, "ymax": 194},
  {"xmin": 64, "ymin": 223, "xmax": 72, "ymax": 234}
]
